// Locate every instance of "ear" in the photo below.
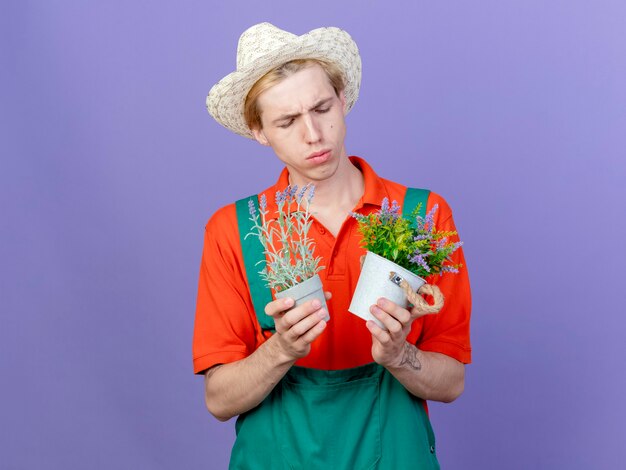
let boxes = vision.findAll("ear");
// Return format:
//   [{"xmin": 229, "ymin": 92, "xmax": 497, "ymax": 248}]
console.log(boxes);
[
  {"xmin": 251, "ymin": 127, "xmax": 270, "ymax": 146},
  {"xmin": 340, "ymin": 90, "xmax": 348, "ymax": 116}
]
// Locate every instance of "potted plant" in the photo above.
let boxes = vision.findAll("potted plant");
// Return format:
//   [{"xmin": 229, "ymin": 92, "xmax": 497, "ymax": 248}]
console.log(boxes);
[
  {"xmin": 246, "ymin": 184, "xmax": 329, "ymax": 320},
  {"xmin": 348, "ymin": 198, "xmax": 463, "ymax": 328}
]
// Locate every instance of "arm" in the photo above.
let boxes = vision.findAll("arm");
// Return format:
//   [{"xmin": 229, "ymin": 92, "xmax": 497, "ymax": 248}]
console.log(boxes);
[
  {"xmin": 367, "ymin": 298, "xmax": 465, "ymax": 402},
  {"xmin": 204, "ymin": 296, "xmax": 329, "ymax": 421},
  {"xmin": 194, "ymin": 206, "xmax": 329, "ymax": 420},
  {"xmin": 368, "ymin": 193, "xmax": 471, "ymax": 402}
]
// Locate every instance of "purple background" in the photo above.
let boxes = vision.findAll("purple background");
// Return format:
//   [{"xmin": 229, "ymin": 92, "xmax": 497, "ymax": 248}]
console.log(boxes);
[{"xmin": 2, "ymin": 1, "xmax": 625, "ymax": 468}]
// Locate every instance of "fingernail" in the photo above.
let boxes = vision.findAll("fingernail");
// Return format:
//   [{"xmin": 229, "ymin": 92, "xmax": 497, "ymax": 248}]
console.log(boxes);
[
  {"xmin": 284, "ymin": 298, "xmax": 294, "ymax": 307},
  {"xmin": 318, "ymin": 309, "xmax": 327, "ymax": 319},
  {"xmin": 311, "ymin": 299, "xmax": 321, "ymax": 308},
  {"xmin": 370, "ymin": 305, "xmax": 381, "ymax": 316},
  {"xmin": 377, "ymin": 298, "xmax": 387, "ymax": 308}
]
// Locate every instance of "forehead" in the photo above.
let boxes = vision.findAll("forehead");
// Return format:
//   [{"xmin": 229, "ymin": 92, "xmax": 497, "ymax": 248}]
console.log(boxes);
[{"xmin": 256, "ymin": 65, "xmax": 336, "ymax": 115}]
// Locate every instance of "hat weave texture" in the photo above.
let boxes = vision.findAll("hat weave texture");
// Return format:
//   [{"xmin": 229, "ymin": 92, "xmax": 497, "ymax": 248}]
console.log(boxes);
[{"xmin": 206, "ymin": 22, "xmax": 362, "ymax": 139}]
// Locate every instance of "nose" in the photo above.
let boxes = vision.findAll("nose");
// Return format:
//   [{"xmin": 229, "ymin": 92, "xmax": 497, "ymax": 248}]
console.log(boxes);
[{"xmin": 302, "ymin": 114, "xmax": 321, "ymax": 144}]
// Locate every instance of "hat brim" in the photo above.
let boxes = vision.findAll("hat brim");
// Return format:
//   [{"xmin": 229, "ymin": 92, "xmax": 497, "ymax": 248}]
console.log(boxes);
[{"xmin": 206, "ymin": 27, "xmax": 362, "ymax": 139}]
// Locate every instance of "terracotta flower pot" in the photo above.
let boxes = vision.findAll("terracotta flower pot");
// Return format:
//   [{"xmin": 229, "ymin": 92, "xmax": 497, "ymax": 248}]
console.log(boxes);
[
  {"xmin": 275, "ymin": 274, "xmax": 330, "ymax": 321},
  {"xmin": 349, "ymin": 251, "xmax": 426, "ymax": 329}
]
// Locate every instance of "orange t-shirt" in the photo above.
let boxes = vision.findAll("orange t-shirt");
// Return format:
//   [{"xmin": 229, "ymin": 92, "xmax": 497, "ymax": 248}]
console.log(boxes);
[{"xmin": 193, "ymin": 157, "xmax": 472, "ymax": 374}]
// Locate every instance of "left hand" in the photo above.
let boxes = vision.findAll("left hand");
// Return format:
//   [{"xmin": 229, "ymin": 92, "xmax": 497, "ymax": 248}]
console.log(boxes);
[{"xmin": 367, "ymin": 297, "xmax": 417, "ymax": 368}]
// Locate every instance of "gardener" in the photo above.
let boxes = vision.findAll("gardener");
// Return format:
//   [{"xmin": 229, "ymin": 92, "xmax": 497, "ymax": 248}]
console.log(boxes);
[{"xmin": 193, "ymin": 22, "xmax": 472, "ymax": 469}]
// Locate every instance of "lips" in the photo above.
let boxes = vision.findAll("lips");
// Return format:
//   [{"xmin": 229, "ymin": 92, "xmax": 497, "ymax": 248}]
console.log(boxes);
[{"xmin": 307, "ymin": 150, "xmax": 330, "ymax": 160}]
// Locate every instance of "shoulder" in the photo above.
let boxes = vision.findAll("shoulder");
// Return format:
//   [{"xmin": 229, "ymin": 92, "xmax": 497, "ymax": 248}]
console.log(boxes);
[
  {"xmin": 204, "ymin": 185, "xmax": 273, "ymax": 237},
  {"xmin": 205, "ymin": 202, "xmax": 238, "ymax": 234},
  {"xmin": 201, "ymin": 204, "xmax": 241, "ymax": 268},
  {"xmin": 426, "ymin": 191, "xmax": 454, "ymax": 222}
]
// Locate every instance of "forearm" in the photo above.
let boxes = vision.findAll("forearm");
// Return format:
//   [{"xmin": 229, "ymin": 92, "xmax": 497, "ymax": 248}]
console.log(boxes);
[
  {"xmin": 386, "ymin": 343, "xmax": 465, "ymax": 403},
  {"xmin": 204, "ymin": 335, "xmax": 295, "ymax": 421}
]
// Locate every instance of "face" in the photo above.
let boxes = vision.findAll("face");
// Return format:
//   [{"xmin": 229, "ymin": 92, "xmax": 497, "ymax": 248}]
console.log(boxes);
[{"xmin": 251, "ymin": 64, "xmax": 348, "ymax": 185}]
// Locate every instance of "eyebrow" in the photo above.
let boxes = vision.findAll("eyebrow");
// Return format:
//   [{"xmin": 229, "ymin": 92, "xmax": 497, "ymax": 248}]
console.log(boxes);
[{"xmin": 271, "ymin": 97, "xmax": 334, "ymax": 125}]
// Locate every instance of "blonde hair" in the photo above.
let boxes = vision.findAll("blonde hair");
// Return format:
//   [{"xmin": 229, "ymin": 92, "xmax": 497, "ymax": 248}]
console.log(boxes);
[{"xmin": 244, "ymin": 59, "xmax": 345, "ymax": 131}]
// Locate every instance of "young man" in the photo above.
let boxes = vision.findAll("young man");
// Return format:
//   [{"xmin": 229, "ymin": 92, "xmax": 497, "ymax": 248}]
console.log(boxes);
[{"xmin": 193, "ymin": 23, "xmax": 471, "ymax": 469}]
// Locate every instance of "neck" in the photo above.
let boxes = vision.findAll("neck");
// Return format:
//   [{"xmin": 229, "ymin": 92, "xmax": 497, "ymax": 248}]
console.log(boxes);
[
  {"xmin": 285, "ymin": 154, "xmax": 363, "ymax": 237},
  {"xmin": 291, "ymin": 155, "xmax": 364, "ymax": 216}
]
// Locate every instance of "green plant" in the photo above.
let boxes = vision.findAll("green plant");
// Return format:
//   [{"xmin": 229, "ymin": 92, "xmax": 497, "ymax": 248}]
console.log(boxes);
[
  {"xmin": 246, "ymin": 184, "xmax": 324, "ymax": 292},
  {"xmin": 351, "ymin": 198, "xmax": 463, "ymax": 279}
]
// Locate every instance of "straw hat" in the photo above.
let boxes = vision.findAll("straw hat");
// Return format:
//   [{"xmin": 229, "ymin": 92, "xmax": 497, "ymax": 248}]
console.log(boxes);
[{"xmin": 206, "ymin": 22, "xmax": 362, "ymax": 139}]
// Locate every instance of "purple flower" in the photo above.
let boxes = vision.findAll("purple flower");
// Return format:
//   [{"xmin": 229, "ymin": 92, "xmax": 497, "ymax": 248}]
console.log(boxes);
[
  {"xmin": 390, "ymin": 200, "xmax": 400, "ymax": 216},
  {"xmin": 381, "ymin": 197, "xmax": 389, "ymax": 213},
  {"xmin": 297, "ymin": 185, "xmax": 307, "ymax": 202},
  {"xmin": 260, "ymin": 194, "xmax": 267, "ymax": 212},
  {"xmin": 414, "ymin": 234, "xmax": 429, "ymax": 241},
  {"xmin": 436, "ymin": 237, "xmax": 449, "ymax": 250},
  {"xmin": 440, "ymin": 265, "xmax": 459, "ymax": 275},
  {"xmin": 248, "ymin": 199, "xmax": 257, "ymax": 218},
  {"xmin": 276, "ymin": 190, "xmax": 285, "ymax": 204},
  {"xmin": 450, "ymin": 241, "xmax": 463, "ymax": 253},
  {"xmin": 424, "ymin": 204, "xmax": 439, "ymax": 232},
  {"xmin": 445, "ymin": 241, "xmax": 464, "ymax": 260},
  {"xmin": 409, "ymin": 252, "xmax": 431, "ymax": 272},
  {"xmin": 414, "ymin": 215, "xmax": 424, "ymax": 231},
  {"xmin": 308, "ymin": 184, "xmax": 315, "ymax": 202},
  {"xmin": 379, "ymin": 198, "xmax": 400, "ymax": 223}
]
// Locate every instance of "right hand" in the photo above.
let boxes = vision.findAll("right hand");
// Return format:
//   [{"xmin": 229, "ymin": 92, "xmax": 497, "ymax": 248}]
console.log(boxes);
[{"xmin": 265, "ymin": 292, "xmax": 331, "ymax": 362}]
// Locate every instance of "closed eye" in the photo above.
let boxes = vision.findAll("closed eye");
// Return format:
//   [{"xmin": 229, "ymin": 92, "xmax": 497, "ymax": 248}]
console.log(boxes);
[
  {"xmin": 278, "ymin": 119, "xmax": 295, "ymax": 129},
  {"xmin": 278, "ymin": 106, "xmax": 330, "ymax": 128}
]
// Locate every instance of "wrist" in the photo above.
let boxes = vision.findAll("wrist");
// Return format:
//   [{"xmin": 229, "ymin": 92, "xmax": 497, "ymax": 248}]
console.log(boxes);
[
  {"xmin": 265, "ymin": 333, "xmax": 299, "ymax": 367},
  {"xmin": 387, "ymin": 342, "xmax": 423, "ymax": 373}
]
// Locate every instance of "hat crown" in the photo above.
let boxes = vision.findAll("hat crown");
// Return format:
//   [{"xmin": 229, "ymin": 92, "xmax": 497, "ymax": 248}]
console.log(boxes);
[
  {"xmin": 207, "ymin": 22, "xmax": 362, "ymax": 139},
  {"xmin": 236, "ymin": 22, "xmax": 298, "ymax": 70}
]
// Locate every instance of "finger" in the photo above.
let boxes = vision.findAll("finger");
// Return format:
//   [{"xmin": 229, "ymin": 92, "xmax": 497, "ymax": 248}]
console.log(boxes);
[
  {"xmin": 370, "ymin": 305, "xmax": 403, "ymax": 337},
  {"xmin": 324, "ymin": 291, "xmax": 332, "ymax": 300},
  {"xmin": 280, "ymin": 298, "xmax": 324, "ymax": 329},
  {"xmin": 265, "ymin": 297, "xmax": 294, "ymax": 317},
  {"xmin": 294, "ymin": 318, "xmax": 327, "ymax": 346},
  {"xmin": 376, "ymin": 298, "xmax": 411, "ymax": 325},
  {"xmin": 366, "ymin": 320, "xmax": 391, "ymax": 344},
  {"xmin": 285, "ymin": 308, "xmax": 328, "ymax": 341}
]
